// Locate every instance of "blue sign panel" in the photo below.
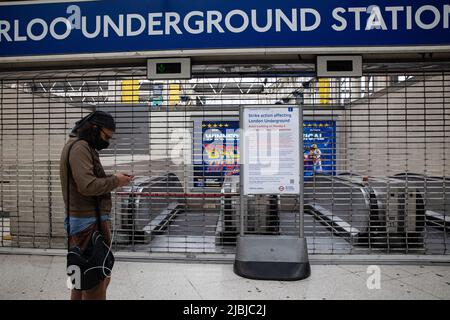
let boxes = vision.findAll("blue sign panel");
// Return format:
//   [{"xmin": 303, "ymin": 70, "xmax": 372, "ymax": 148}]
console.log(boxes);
[
  {"xmin": 0, "ymin": 0, "xmax": 449, "ymax": 57},
  {"xmin": 303, "ymin": 121, "xmax": 336, "ymax": 177},
  {"xmin": 194, "ymin": 121, "xmax": 240, "ymax": 188}
]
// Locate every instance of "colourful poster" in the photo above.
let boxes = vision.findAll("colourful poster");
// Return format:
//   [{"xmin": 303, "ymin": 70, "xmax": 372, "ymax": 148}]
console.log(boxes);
[
  {"xmin": 303, "ymin": 121, "xmax": 336, "ymax": 177},
  {"xmin": 194, "ymin": 121, "xmax": 240, "ymax": 188}
]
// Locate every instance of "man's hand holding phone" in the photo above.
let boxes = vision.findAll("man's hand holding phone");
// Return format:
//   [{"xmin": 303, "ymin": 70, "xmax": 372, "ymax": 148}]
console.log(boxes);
[{"xmin": 115, "ymin": 173, "xmax": 134, "ymax": 187}]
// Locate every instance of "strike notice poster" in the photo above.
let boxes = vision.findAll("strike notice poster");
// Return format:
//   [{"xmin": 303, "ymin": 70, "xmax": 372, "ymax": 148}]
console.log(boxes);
[{"xmin": 242, "ymin": 106, "xmax": 300, "ymax": 195}]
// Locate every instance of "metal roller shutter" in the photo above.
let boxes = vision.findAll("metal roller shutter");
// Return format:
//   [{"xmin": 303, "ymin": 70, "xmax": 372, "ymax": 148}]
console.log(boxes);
[{"xmin": 0, "ymin": 62, "xmax": 449, "ymax": 257}]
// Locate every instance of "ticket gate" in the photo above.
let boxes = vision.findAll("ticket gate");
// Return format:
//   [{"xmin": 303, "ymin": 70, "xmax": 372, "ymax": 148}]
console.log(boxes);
[
  {"xmin": 305, "ymin": 173, "xmax": 425, "ymax": 248},
  {"xmin": 390, "ymin": 173, "xmax": 449, "ymax": 231}
]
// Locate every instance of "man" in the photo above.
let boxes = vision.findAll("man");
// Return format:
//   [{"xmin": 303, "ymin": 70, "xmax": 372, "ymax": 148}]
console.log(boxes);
[
  {"xmin": 311, "ymin": 144, "xmax": 323, "ymax": 172},
  {"xmin": 60, "ymin": 111, "xmax": 132, "ymax": 300}
]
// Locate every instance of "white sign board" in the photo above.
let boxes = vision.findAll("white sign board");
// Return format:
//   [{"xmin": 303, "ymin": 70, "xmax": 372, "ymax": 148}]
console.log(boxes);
[{"xmin": 242, "ymin": 106, "xmax": 300, "ymax": 195}]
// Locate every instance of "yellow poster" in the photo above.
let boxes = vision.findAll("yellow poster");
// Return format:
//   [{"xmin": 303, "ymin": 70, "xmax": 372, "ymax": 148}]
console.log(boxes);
[
  {"xmin": 169, "ymin": 83, "xmax": 180, "ymax": 106},
  {"xmin": 318, "ymin": 78, "xmax": 330, "ymax": 105},
  {"xmin": 121, "ymin": 80, "xmax": 140, "ymax": 103}
]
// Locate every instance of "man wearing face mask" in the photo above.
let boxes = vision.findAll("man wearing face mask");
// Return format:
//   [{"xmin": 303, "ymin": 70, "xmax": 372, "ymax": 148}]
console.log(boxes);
[{"xmin": 60, "ymin": 110, "xmax": 132, "ymax": 300}]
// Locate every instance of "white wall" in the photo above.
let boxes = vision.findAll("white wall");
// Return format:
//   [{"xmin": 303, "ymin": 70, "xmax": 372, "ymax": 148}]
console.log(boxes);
[{"xmin": 340, "ymin": 75, "xmax": 450, "ymax": 177}]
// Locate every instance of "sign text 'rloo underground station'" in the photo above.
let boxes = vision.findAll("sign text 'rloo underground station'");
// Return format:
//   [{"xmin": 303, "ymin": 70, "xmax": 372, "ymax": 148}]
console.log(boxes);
[{"xmin": 1, "ymin": 1, "xmax": 450, "ymax": 57}]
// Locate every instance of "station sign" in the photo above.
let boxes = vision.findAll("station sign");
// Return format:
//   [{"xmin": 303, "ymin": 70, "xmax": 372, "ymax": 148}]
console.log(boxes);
[{"xmin": 1, "ymin": 0, "xmax": 450, "ymax": 58}]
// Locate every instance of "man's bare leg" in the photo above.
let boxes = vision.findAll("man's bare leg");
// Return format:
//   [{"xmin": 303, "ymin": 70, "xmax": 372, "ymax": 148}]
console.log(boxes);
[
  {"xmin": 71, "ymin": 289, "xmax": 83, "ymax": 300},
  {"xmin": 82, "ymin": 277, "xmax": 111, "ymax": 300}
]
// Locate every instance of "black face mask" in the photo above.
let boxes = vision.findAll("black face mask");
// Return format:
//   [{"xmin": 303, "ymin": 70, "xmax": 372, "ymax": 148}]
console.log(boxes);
[
  {"xmin": 78, "ymin": 126, "xmax": 110, "ymax": 151},
  {"xmin": 94, "ymin": 137, "xmax": 110, "ymax": 151},
  {"xmin": 92, "ymin": 127, "xmax": 110, "ymax": 151}
]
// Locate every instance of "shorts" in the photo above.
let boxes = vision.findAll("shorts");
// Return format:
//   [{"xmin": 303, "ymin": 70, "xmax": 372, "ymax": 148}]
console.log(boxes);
[{"xmin": 68, "ymin": 220, "xmax": 112, "ymax": 254}]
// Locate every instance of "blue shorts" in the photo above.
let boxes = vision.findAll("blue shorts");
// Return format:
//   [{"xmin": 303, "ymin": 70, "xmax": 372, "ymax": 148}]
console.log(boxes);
[{"xmin": 64, "ymin": 214, "xmax": 110, "ymax": 236}]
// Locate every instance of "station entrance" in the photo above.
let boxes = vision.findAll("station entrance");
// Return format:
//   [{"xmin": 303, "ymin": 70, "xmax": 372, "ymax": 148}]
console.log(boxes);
[{"xmin": 0, "ymin": 61, "xmax": 449, "ymax": 258}]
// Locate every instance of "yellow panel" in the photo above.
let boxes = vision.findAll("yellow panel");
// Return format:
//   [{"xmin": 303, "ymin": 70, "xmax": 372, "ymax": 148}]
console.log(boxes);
[
  {"xmin": 318, "ymin": 78, "xmax": 330, "ymax": 105},
  {"xmin": 121, "ymin": 80, "xmax": 140, "ymax": 103},
  {"xmin": 169, "ymin": 84, "xmax": 180, "ymax": 106}
]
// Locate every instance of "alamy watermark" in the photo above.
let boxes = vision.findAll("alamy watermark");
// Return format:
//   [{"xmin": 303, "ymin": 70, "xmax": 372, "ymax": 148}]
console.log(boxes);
[{"xmin": 366, "ymin": 265, "xmax": 381, "ymax": 290}]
